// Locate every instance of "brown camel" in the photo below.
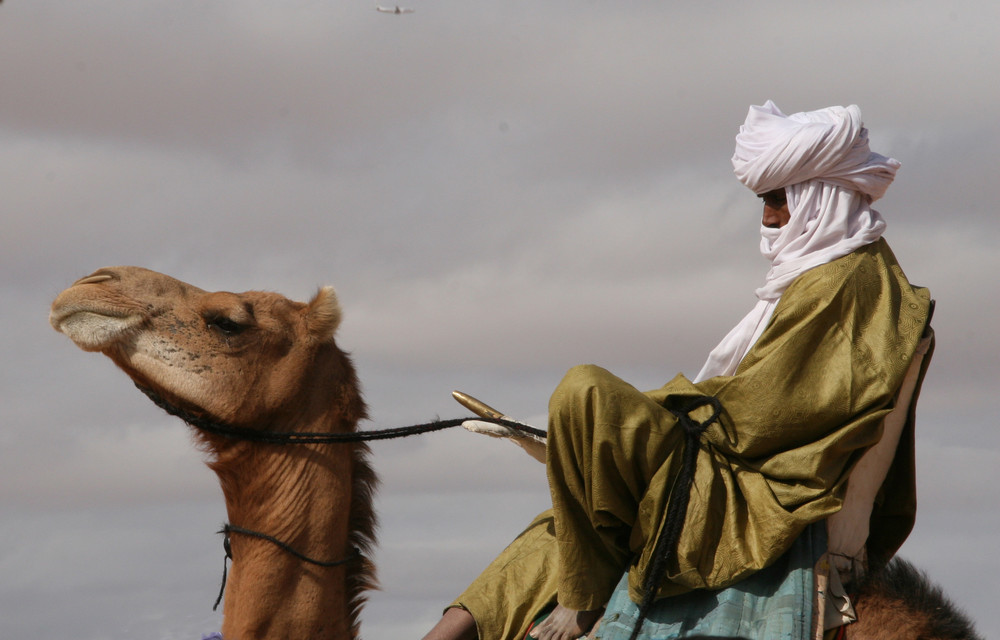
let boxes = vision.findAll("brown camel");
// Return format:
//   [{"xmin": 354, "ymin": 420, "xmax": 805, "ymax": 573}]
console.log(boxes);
[{"xmin": 50, "ymin": 266, "xmax": 376, "ymax": 640}]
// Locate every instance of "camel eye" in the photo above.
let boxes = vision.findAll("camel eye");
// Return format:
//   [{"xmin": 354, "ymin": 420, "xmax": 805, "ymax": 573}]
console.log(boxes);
[{"xmin": 205, "ymin": 315, "xmax": 247, "ymax": 336}]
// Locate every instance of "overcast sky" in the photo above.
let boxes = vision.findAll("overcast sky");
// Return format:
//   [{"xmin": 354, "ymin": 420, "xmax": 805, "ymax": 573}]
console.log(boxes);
[{"xmin": 2, "ymin": 1, "xmax": 998, "ymax": 638}]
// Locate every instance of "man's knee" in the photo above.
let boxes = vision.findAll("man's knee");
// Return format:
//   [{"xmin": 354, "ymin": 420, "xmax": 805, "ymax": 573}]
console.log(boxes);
[
  {"xmin": 549, "ymin": 365, "xmax": 629, "ymax": 430},
  {"xmin": 555, "ymin": 364, "xmax": 619, "ymax": 396}
]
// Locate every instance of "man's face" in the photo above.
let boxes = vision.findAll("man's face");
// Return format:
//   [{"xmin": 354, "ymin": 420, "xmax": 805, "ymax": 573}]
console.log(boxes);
[{"xmin": 759, "ymin": 189, "xmax": 791, "ymax": 228}]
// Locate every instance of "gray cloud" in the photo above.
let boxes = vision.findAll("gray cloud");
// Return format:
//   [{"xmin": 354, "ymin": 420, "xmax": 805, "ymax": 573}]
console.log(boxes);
[{"xmin": 2, "ymin": 1, "xmax": 998, "ymax": 638}]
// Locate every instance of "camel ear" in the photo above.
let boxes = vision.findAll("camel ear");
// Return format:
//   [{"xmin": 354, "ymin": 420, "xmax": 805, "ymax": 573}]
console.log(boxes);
[{"xmin": 306, "ymin": 286, "xmax": 342, "ymax": 342}]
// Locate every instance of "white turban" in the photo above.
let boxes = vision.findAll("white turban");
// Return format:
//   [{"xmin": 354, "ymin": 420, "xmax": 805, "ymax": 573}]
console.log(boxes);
[
  {"xmin": 696, "ymin": 101, "xmax": 900, "ymax": 381},
  {"xmin": 732, "ymin": 100, "xmax": 900, "ymax": 199}
]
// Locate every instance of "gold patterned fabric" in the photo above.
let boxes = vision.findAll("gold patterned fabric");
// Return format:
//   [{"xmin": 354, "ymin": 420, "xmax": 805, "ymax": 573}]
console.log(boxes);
[{"xmin": 452, "ymin": 239, "xmax": 932, "ymax": 640}]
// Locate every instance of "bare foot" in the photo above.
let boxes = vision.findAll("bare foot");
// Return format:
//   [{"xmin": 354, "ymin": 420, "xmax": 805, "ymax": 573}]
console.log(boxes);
[{"xmin": 528, "ymin": 604, "xmax": 603, "ymax": 640}]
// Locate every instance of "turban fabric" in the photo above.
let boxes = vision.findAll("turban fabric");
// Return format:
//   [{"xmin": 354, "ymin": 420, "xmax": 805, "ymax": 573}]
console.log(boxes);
[
  {"xmin": 732, "ymin": 100, "xmax": 900, "ymax": 200},
  {"xmin": 696, "ymin": 101, "xmax": 899, "ymax": 381}
]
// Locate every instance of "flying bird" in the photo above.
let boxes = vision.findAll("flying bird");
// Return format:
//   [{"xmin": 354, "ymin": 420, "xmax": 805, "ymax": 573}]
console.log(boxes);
[{"xmin": 376, "ymin": 4, "xmax": 414, "ymax": 13}]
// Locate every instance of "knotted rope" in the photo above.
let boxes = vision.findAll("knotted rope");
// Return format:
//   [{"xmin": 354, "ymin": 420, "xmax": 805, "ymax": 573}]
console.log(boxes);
[{"xmin": 627, "ymin": 394, "xmax": 724, "ymax": 640}]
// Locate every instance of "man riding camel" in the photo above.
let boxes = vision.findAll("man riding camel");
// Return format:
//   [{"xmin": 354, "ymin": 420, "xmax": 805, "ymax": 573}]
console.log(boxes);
[{"xmin": 421, "ymin": 101, "xmax": 934, "ymax": 640}]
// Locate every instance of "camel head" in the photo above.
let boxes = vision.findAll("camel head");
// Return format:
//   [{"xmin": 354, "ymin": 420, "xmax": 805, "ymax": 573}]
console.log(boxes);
[
  {"xmin": 52, "ymin": 267, "xmax": 377, "ymax": 640},
  {"xmin": 49, "ymin": 266, "xmax": 361, "ymax": 435}
]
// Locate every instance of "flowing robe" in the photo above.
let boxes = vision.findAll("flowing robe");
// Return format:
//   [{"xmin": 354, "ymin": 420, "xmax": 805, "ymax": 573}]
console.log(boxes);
[{"xmin": 454, "ymin": 239, "xmax": 933, "ymax": 640}]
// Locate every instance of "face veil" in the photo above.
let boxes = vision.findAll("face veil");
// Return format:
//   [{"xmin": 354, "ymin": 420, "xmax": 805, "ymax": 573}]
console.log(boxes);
[{"xmin": 696, "ymin": 101, "xmax": 899, "ymax": 381}]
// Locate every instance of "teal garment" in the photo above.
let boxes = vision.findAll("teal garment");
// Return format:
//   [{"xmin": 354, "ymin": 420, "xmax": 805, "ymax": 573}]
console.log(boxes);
[{"xmin": 596, "ymin": 524, "xmax": 825, "ymax": 640}]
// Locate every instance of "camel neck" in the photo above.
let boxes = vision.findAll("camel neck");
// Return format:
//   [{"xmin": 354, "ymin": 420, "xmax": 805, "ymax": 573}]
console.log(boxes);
[{"xmin": 215, "ymin": 437, "xmax": 358, "ymax": 640}]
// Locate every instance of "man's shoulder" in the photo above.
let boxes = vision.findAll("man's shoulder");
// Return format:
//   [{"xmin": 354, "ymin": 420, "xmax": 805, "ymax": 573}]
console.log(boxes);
[
  {"xmin": 776, "ymin": 239, "xmax": 932, "ymax": 349},
  {"xmin": 762, "ymin": 240, "xmax": 930, "ymax": 356},
  {"xmin": 810, "ymin": 238, "xmax": 893, "ymax": 281},
  {"xmin": 784, "ymin": 239, "xmax": 925, "ymax": 304}
]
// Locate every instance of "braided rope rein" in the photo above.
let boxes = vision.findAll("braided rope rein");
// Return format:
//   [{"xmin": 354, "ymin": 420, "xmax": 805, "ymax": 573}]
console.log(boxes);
[{"xmin": 136, "ymin": 382, "xmax": 547, "ymax": 443}]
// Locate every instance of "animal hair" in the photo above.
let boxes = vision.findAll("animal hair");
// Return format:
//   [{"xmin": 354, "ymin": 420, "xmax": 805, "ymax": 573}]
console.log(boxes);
[
  {"xmin": 346, "ymin": 440, "xmax": 379, "ymax": 638},
  {"xmin": 855, "ymin": 557, "xmax": 983, "ymax": 640},
  {"xmin": 329, "ymin": 349, "xmax": 377, "ymax": 640}
]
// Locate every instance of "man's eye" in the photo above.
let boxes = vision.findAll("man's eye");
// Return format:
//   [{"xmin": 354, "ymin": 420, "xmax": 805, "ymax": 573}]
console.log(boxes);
[
  {"xmin": 206, "ymin": 316, "xmax": 246, "ymax": 336},
  {"xmin": 760, "ymin": 191, "xmax": 786, "ymax": 208}
]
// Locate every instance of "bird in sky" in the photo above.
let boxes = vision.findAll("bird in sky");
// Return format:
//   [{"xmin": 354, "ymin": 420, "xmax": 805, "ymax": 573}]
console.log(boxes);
[{"xmin": 376, "ymin": 4, "xmax": 414, "ymax": 14}]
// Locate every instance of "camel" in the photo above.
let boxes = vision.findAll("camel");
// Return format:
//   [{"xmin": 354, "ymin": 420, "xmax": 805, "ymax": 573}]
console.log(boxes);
[{"xmin": 50, "ymin": 266, "xmax": 376, "ymax": 640}]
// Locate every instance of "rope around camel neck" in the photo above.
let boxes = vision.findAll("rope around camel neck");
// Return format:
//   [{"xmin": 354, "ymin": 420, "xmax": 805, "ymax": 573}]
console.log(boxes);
[
  {"xmin": 135, "ymin": 383, "xmax": 547, "ymax": 613},
  {"xmin": 212, "ymin": 524, "xmax": 362, "ymax": 611}
]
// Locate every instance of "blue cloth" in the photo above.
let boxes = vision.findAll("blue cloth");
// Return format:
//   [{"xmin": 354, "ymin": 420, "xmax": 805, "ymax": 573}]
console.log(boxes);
[{"xmin": 595, "ymin": 524, "xmax": 825, "ymax": 640}]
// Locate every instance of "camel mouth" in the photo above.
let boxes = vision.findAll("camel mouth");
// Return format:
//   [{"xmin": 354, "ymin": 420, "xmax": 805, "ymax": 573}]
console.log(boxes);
[{"xmin": 50, "ymin": 308, "xmax": 144, "ymax": 351}]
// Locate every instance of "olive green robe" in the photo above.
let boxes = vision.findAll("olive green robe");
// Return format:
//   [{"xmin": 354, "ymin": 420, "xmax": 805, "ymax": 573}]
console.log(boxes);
[{"xmin": 453, "ymin": 239, "xmax": 933, "ymax": 640}]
